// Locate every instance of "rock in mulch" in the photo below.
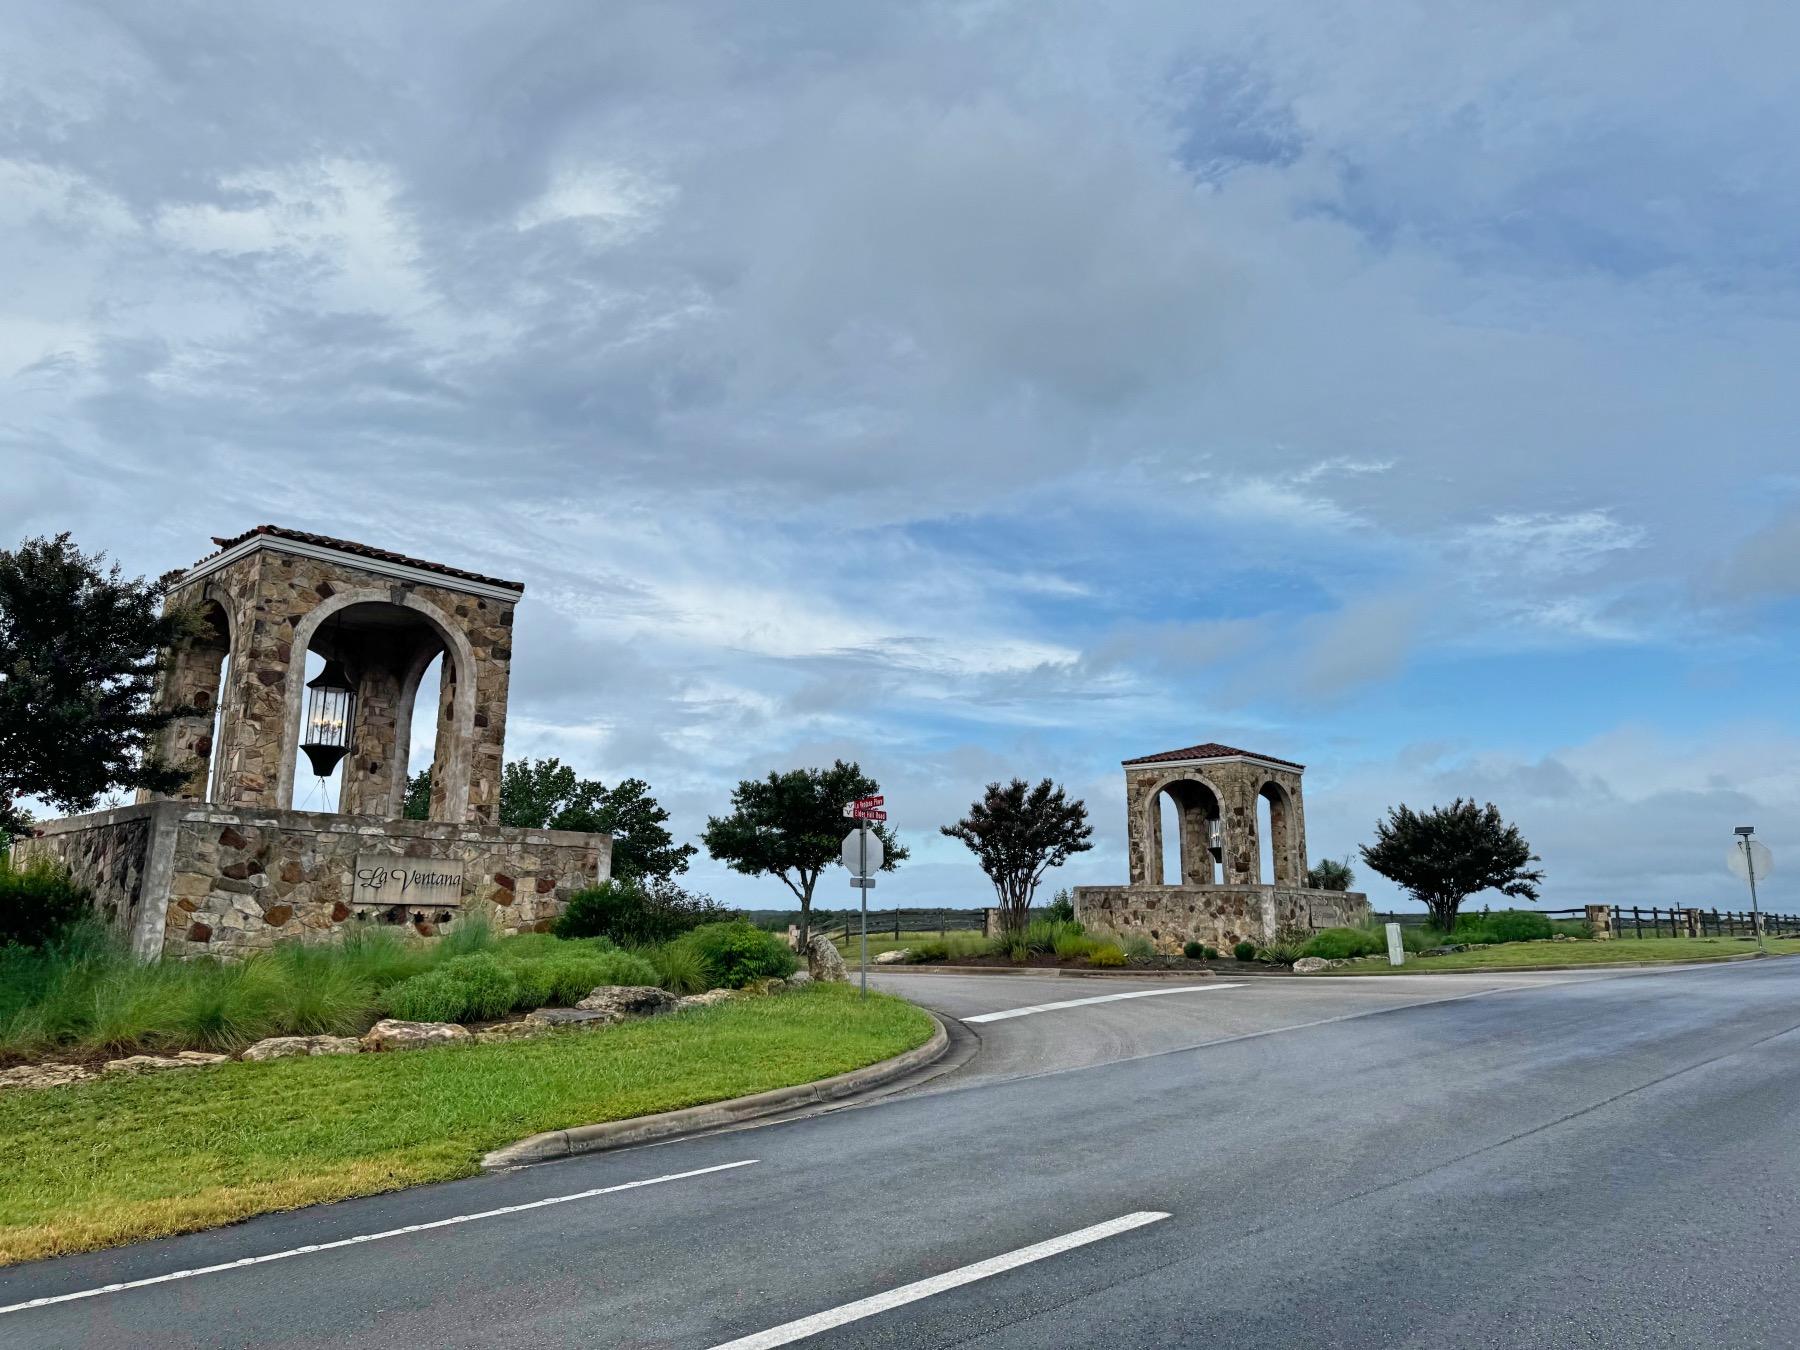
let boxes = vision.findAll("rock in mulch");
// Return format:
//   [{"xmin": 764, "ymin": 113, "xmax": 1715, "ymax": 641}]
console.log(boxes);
[
  {"xmin": 808, "ymin": 933, "xmax": 850, "ymax": 983},
  {"xmin": 1291, "ymin": 957, "xmax": 1332, "ymax": 973},
  {"xmin": 104, "ymin": 1051, "xmax": 230, "ymax": 1075},
  {"xmin": 240, "ymin": 1035, "xmax": 362, "ymax": 1062},
  {"xmin": 574, "ymin": 985, "xmax": 679, "ymax": 1021},
  {"xmin": 360, "ymin": 1019, "xmax": 472, "ymax": 1052},
  {"xmin": 873, "ymin": 949, "xmax": 910, "ymax": 965},
  {"xmin": 0, "ymin": 1062, "xmax": 97, "ymax": 1091}
]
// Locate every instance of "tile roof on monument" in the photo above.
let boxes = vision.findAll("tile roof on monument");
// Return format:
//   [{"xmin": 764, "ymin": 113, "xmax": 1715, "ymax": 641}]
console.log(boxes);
[
  {"xmin": 196, "ymin": 525, "xmax": 525, "ymax": 593},
  {"xmin": 1122, "ymin": 742, "xmax": 1305, "ymax": 771}
]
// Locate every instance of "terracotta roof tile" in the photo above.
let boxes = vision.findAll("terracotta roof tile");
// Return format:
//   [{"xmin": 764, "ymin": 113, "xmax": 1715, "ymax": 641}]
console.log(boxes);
[
  {"xmin": 196, "ymin": 526, "xmax": 524, "ymax": 593},
  {"xmin": 1122, "ymin": 742, "xmax": 1305, "ymax": 770}
]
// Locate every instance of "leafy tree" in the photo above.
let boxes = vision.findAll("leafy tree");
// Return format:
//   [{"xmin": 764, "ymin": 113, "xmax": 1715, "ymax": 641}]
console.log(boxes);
[
  {"xmin": 402, "ymin": 769, "xmax": 432, "ymax": 821},
  {"xmin": 1305, "ymin": 855, "xmax": 1355, "ymax": 892},
  {"xmin": 497, "ymin": 757, "xmax": 695, "ymax": 884},
  {"xmin": 0, "ymin": 533, "xmax": 194, "ymax": 836},
  {"xmin": 1360, "ymin": 799, "xmax": 1543, "ymax": 932},
  {"xmin": 701, "ymin": 760, "xmax": 906, "ymax": 948},
  {"xmin": 942, "ymin": 778, "xmax": 1093, "ymax": 944}
]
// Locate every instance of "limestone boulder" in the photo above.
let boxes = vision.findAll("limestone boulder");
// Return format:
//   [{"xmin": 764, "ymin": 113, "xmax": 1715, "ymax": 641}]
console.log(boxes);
[
  {"xmin": 675, "ymin": 989, "xmax": 737, "ymax": 1012},
  {"xmin": 873, "ymin": 948, "xmax": 910, "ymax": 965},
  {"xmin": 474, "ymin": 1021, "xmax": 551, "ymax": 1044},
  {"xmin": 808, "ymin": 933, "xmax": 850, "ymax": 983},
  {"xmin": 523, "ymin": 1007, "xmax": 623, "ymax": 1030},
  {"xmin": 1292, "ymin": 957, "xmax": 1331, "ymax": 974},
  {"xmin": 104, "ymin": 1051, "xmax": 230, "ymax": 1075},
  {"xmin": 0, "ymin": 1062, "xmax": 96, "ymax": 1091},
  {"xmin": 786, "ymin": 971, "xmax": 814, "ymax": 988},
  {"xmin": 360, "ymin": 1019, "xmax": 472, "ymax": 1052},
  {"xmin": 240, "ymin": 1035, "xmax": 361, "ymax": 1062},
  {"xmin": 574, "ymin": 985, "xmax": 679, "ymax": 1021}
]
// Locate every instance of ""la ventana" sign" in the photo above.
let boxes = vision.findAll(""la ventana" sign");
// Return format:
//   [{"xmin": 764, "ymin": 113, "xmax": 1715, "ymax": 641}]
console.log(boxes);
[{"xmin": 353, "ymin": 856, "xmax": 465, "ymax": 909}]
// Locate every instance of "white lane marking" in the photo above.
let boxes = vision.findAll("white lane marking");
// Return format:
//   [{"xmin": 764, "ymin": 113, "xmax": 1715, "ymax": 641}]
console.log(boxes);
[
  {"xmin": 964, "ymin": 983, "xmax": 1243, "ymax": 1023},
  {"xmin": 0, "ymin": 1159, "xmax": 758, "ymax": 1318},
  {"xmin": 705, "ymin": 1210, "xmax": 1170, "ymax": 1349}
]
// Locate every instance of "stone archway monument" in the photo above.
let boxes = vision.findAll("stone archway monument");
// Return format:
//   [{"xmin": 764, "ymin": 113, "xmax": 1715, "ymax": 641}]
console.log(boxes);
[
  {"xmin": 1075, "ymin": 741, "xmax": 1369, "ymax": 953},
  {"xmin": 18, "ymin": 527, "xmax": 611, "ymax": 959}
]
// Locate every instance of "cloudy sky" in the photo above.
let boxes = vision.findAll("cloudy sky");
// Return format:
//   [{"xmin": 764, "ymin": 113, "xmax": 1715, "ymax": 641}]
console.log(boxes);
[{"xmin": 5, "ymin": 1, "xmax": 1797, "ymax": 913}]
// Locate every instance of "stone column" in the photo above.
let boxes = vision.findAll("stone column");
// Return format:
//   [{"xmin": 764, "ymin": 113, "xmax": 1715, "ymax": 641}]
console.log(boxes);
[
  {"xmin": 338, "ymin": 656, "xmax": 402, "ymax": 817},
  {"xmin": 142, "ymin": 615, "xmax": 231, "ymax": 802},
  {"xmin": 1178, "ymin": 796, "xmax": 1216, "ymax": 885},
  {"xmin": 1586, "ymin": 904, "xmax": 1613, "ymax": 940},
  {"xmin": 1223, "ymin": 779, "xmax": 1259, "ymax": 886}
]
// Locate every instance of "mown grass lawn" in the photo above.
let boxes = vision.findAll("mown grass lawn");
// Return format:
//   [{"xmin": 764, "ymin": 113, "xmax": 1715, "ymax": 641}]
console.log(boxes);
[
  {"xmin": 1335, "ymin": 936, "xmax": 1800, "ymax": 974},
  {"xmin": 0, "ymin": 985, "xmax": 932, "ymax": 1265}
]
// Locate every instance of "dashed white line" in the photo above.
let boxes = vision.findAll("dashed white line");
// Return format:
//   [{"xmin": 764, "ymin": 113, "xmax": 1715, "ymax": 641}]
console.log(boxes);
[
  {"xmin": 964, "ymin": 983, "xmax": 1243, "ymax": 1023},
  {"xmin": 704, "ymin": 1210, "xmax": 1171, "ymax": 1349},
  {"xmin": 0, "ymin": 1159, "xmax": 759, "ymax": 1318}
]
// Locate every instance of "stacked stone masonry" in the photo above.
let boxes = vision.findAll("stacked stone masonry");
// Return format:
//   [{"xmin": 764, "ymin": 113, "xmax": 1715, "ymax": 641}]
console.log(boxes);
[
  {"xmin": 17, "ymin": 802, "xmax": 609, "ymax": 961},
  {"xmin": 1074, "ymin": 884, "xmax": 1371, "ymax": 954}
]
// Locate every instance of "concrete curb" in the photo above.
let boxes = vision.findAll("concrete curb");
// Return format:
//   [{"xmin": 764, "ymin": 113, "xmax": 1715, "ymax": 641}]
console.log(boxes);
[
  {"xmin": 481, "ymin": 1013, "xmax": 950, "ymax": 1169},
  {"xmin": 869, "ymin": 964, "xmax": 1235, "ymax": 980},
  {"xmin": 1322, "ymin": 950, "xmax": 1789, "ymax": 977}
]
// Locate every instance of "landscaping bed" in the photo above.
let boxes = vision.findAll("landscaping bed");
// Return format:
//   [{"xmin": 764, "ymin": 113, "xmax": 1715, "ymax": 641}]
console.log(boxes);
[
  {"xmin": 1332, "ymin": 935, "xmax": 1800, "ymax": 973},
  {"xmin": 0, "ymin": 982, "xmax": 933, "ymax": 1265}
]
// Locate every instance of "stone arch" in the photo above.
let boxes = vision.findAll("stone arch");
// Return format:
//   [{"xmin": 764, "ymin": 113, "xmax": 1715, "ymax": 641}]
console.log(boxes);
[
  {"xmin": 1144, "ymin": 772, "xmax": 1225, "ymax": 887},
  {"xmin": 148, "ymin": 593, "xmax": 235, "ymax": 803},
  {"xmin": 277, "ymin": 588, "xmax": 476, "ymax": 819},
  {"xmin": 1258, "ymin": 779, "xmax": 1298, "ymax": 885}
]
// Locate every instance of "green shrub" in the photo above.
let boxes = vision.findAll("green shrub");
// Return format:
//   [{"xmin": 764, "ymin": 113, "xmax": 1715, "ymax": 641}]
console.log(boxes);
[
  {"xmin": 674, "ymin": 922, "xmax": 796, "ymax": 989},
  {"xmin": 905, "ymin": 933, "xmax": 993, "ymax": 963},
  {"xmin": 1302, "ymin": 927, "xmax": 1387, "ymax": 960},
  {"xmin": 1183, "ymin": 940, "xmax": 1204, "ymax": 960},
  {"xmin": 1024, "ymin": 917, "xmax": 1085, "ymax": 954},
  {"xmin": 1550, "ymin": 919, "xmax": 1591, "ymax": 938},
  {"xmin": 1086, "ymin": 943, "xmax": 1127, "ymax": 968},
  {"xmin": 0, "ymin": 859, "xmax": 93, "ymax": 949},
  {"xmin": 1119, "ymin": 932, "xmax": 1156, "ymax": 961},
  {"xmin": 1042, "ymin": 889, "xmax": 1076, "ymax": 924},
  {"xmin": 1055, "ymin": 929, "xmax": 1100, "ymax": 961},
  {"xmin": 439, "ymin": 954, "xmax": 521, "ymax": 1019},
  {"xmin": 1466, "ymin": 910, "xmax": 1552, "ymax": 943},
  {"xmin": 1234, "ymin": 941, "xmax": 1256, "ymax": 962},
  {"xmin": 1255, "ymin": 929, "xmax": 1311, "ymax": 967},
  {"xmin": 644, "ymin": 941, "xmax": 708, "ymax": 995},
  {"xmin": 384, "ymin": 970, "xmax": 468, "ymax": 1022},
  {"xmin": 553, "ymin": 880, "xmax": 729, "ymax": 946}
]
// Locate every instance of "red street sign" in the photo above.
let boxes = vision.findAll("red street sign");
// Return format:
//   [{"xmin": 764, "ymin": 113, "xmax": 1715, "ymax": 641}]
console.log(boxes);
[
  {"xmin": 852, "ymin": 796, "xmax": 884, "ymax": 808},
  {"xmin": 852, "ymin": 806, "xmax": 888, "ymax": 822}
]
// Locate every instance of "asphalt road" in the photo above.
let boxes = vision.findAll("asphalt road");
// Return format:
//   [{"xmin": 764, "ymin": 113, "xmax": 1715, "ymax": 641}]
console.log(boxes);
[{"xmin": 6, "ymin": 959, "xmax": 1800, "ymax": 1348}]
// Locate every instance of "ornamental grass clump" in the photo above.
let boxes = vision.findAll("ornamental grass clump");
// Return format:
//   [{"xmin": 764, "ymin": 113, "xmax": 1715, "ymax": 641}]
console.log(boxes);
[
  {"xmin": 675, "ymin": 922, "xmax": 797, "ymax": 989},
  {"xmin": 1301, "ymin": 927, "xmax": 1387, "ymax": 960},
  {"xmin": 438, "ymin": 955, "xmax": 521, "ymax": 1020},
  {"xmin": 383, "ymin": 970, "xmax": 467, "ymax": 1023}
]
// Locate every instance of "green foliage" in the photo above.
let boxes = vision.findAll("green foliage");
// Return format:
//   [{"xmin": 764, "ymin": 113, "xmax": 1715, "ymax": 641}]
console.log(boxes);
[
  {"xmin": 1054, "ymin": 928, "xmax": 1101, "ymax": 961},
  {"xmin": 438, "ymin": 954, "xmax": 522, "ymax": 1019},
  {"xmin": 0, "ymin": 858, "xmax": 93, "ymax": 949},
  {"xmin": 1461, "ymin": 909, "xmax": 1553, "ymax": 943},
  {"xmin": 1255, "ymin": 928, "xmax": 1311, "ymax": 966},
  {"xmin": 904, "ymin": 933, "xmax": 993, "ymax": 962},
  {"xmin": 1023, "ymin": 916, "xmax": 1084, "ymax": 954},
  {"xmin": 500, "ymin": 758, "xmax": 696, "ymax": 883},
  {"xmin": 643, "ymin": 940, "xmax": 708, "ymax": 995},
  {"xmin": 1086, "ymin": 942, "xmax": 1127, "ymax": 967},
  {"xmin": 702, "ymin": 760, "xmax": 904, "ymax": 944},
  {"xmin": 1233, "ymin": 940, "xmax": 1257, "ymax": 962},
  {"xmin": 1305, "ymin": 856, "xmax": 1355, "ymax": 891},
  {"xmin": 1183, "ymin": 941, "xmax": 1205, "ymax": 960},
  {"xmin": 1302, "ymin": 926, "xmax": 1388, "ymax": 960},
  {"xmin": 259, "ymin": 942, "xmax": 375, "ymax": 1035},
  {"xmin": 941, "ymin": 777, "xmax": 1093, "ymax": 941},
  {"xmin": 401, "ymin": 770, "xmax": 432, "ymax": 821},
  {"xmin": 384, "ymin": 970, "xmax": 468, "ymax": 1023},
  {"xmin": 1042, "ymin": 889, "xmax": 1076, "ymax": 924},
  {"xmin": 1119, "ymin": 931, "xmax": 1156, "ymax": 961},
  {"xmin": 676, "ymin": 922, "xmax": 798, "ymax": 989},
  {"xmin": 0, "ymin": 533, "xmax": 198, "ymax": 836},
  {"xmin": 553, "ymin": 878, "xmax": 730, "ymax": 945},
  {"xmin": 1361, "ymin": 799, "xmax": 1544, "ymax": 932},
  {"xmin": 436, "ymin": 914, "xmax": 498, "ymax": 957}
]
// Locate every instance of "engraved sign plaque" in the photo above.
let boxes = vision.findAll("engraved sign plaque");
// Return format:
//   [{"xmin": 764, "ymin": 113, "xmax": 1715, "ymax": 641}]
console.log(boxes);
[{"xmin": 353, "ymin": 856, "xmax": 465, "ymax": 909}]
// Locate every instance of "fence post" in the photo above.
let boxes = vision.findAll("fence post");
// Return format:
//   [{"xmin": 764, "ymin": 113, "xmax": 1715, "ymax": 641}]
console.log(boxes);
[{"xmin": 1586, "ymin": 904, "xmax": 1612, "ymax": 940}]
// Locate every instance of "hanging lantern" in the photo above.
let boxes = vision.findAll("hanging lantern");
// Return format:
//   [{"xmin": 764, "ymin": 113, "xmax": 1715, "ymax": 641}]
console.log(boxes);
[{"xmin": 300, "ymin": 657, "xmax": 357, "ymax": 778}]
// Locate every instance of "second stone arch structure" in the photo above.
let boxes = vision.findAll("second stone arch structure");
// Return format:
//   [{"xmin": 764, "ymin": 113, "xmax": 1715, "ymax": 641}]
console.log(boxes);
[{"xmin": 1127, "ymin": 743, "xmax": 1307, "ymax": 888}]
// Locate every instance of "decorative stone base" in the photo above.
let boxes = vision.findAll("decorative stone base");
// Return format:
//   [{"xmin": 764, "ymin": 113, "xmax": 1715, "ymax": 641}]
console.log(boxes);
[
  {"xmin": 16, "ymin": 801, "xmax": 610, "ymax": 961},
  {"xmin": 1073, "ymin": 883, "xmax": 1371, "ymax": 954}
]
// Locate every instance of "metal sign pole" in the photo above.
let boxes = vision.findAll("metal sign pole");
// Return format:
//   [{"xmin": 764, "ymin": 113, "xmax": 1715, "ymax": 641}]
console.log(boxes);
[
  {"xmin": 859, "ymin": 820, "xmax": 869, "ymax": 997},
  {"xmin": 1742, "ymin": 835, "xmax": 1767, "ymax": 955}
]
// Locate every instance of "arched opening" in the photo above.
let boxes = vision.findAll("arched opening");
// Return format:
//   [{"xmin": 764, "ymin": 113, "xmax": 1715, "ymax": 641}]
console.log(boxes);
[
  {"xmin": 153, "ymin": 597, "xmax": 233, "ymax": 804},
  {"xmin": 1258, "ymin": 781, "xmax": 1294, "ymax": 885},
  {"xmin": 285, "ymin": 599, "xmax": 463, "ymax": 818},
  {"xmin": 1150, "ymin": 777, "xmax": 1223, "ymax": 886}
]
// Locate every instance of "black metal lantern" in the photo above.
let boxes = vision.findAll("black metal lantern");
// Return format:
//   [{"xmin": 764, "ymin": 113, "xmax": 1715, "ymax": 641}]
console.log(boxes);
[{"xmin": 300, "ymin": 657, "xmax": 356, "ymax": 778}]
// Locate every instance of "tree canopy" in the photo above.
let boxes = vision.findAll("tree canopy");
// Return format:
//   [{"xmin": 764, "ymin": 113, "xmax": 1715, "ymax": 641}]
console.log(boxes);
[
  {"xmin": 0, "ymin": 534, "xmax": 193, "ymax": 836},
  {"xmin": 405, "ymin": 757, "xmax": 695, "ymax": 885},
  {"xmin": 1360, "ymin": 799, "xmax": 1543, "ymax": 931},
  {"xmin": 701, "ymin": 760, "xmax": 905, "ymax": 944},
  {"xmin": 942, "ymin": 777, "xmax": 1092, "ymax": 938},
  {"xmin": 1305, "ymin": 856, "xmax": 1355, "ymax": 892}
]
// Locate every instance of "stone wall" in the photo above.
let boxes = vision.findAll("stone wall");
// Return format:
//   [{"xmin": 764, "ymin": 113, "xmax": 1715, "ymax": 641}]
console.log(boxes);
[
  {"xmin": 1074, "ymin": 883, "xmax": 1371, "ymax": 954},
  {"xmin": 17, "ymin": 803, "xmax": 609, "ymax": 961}
]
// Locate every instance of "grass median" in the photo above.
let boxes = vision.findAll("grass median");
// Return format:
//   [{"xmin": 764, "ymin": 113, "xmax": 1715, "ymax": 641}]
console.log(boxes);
[
  {"xmin": 1334, "ymin": 935, "xmax": 1800, "ymax": 973},
  {"xmin": 0, "ymin": 984, "xmax": 933, "ymax": 1265}
]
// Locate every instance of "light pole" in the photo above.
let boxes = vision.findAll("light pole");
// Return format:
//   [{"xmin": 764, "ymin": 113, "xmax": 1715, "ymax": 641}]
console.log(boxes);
[{"xmin": 1735, "ymin": 826, "xmax": 1767, "ymax": 955}]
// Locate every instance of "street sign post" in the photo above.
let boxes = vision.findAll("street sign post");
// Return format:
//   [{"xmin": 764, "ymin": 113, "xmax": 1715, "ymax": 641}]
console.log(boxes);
[
  {"xmin": 842, "ymin": 815, "xmax": 887, "ymax": 996},
  {"xmin": 1728, "ymin": 828, "xmax": 1774, "ymax": 954}
]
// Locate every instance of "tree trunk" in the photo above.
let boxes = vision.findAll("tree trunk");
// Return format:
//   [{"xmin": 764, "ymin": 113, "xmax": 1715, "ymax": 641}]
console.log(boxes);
[
  {"xmin": 798, "ymin": 875, "xmax": 815, "ymax": 953},
  {"xmin": 1427, "ymin": 896, "xmax": 1461, "ymax": 935}
]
